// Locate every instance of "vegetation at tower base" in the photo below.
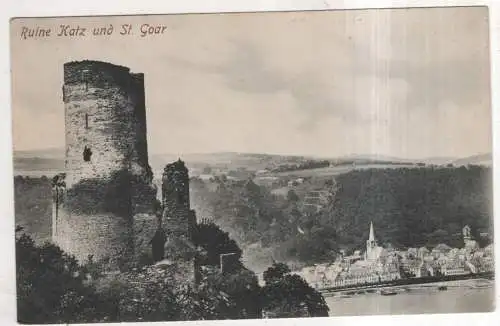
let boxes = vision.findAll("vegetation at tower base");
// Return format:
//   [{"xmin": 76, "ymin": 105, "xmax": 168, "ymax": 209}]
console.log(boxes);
[
  {"xmin": 200, "ymin": 266, "xmax": 262, "ymax": 319},
  {"xmin": 16, "ymin": 221, "xmax": 327, "ymax": 322},
  {"xmin": 15, "ymin": 228, "xmax": 106, "ymax": 324},
  {"xmin": 260, "ymin": 262, "xmax": 330, "ymax": 318},
  {"xmin": 15, "ymin": 227, "xmax": 243, "ymax": 322},
  {"xmin": 64, "ymin": 169, "xmax": 156, "ymax": 217},
  {"xmin": 193, "ymin": 220, "xmax": 243, "ymax": 267}
]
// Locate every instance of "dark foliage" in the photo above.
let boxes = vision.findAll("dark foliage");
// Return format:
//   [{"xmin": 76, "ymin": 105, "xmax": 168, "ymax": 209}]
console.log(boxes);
[
  {"xmin": 328, "ymin": 166, "xmax": 493, "ymax": 252},
  {"xmin": 190, "ymin": 166, "xmax": 492, "ymax": 264},
  {"xmin": 15, "ymin": 230, "xmax": 106, "ymax": 324},
  {"xmin": 193, "ymin": 221, "xmax": 243, "ymax": 267},
  {"xmin": 64, "ymin": 169, "xmax": 157, "ymax": 217},
  {"xmin": 65, "ymin": 169, "xmax": 134, "ymax": 217},
  {"xmin": 202, "ymin": 267, "xmax": 262, "ymax": 319},
  {"xmin": 15, "ymin": 229, "xmax": 261, "ymax": 323},
  {"xmin": 14, "ymin": 165, "xmax": 493, "ymax": 270},
  {"xmin": 260, "ymin": 263, "xmax": 329, "ymax": 318},
  {"xmin": 271, "ymin": 160, "xmax": 331, "ymax": 173},
  {"xmin": 263, "ymin": 262, "xmax": 291, "ymax": 284}
]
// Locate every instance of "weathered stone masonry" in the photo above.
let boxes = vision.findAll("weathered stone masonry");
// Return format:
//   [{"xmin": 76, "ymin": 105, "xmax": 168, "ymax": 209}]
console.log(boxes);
[
  {"xmin": 62, "ymin": 61, "xmax": 151, "ymax": 187},
  {"xmin": 53, "ymin": 61, "xmax": 157, "ymax": 269},
  {"xmin": 52, "ymin": 60, "xmax": 198, "ymax": 277},
  {"xmin": 162, "ymin": 160, "xmax": 191, "ymax": 238},
  {"xmin": 161, "ymin": 159, "xmax": 198, "ymax": 282}
]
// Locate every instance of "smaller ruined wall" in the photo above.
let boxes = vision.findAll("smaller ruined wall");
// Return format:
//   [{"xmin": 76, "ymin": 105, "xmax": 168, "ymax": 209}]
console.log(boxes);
[{"xmin": 162, "ymin": 160, "xmax": 191, "ymax": 238}]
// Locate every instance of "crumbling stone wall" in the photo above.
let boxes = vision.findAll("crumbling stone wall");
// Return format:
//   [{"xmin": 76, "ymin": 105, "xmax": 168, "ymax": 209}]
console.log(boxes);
[
  {"xmin": 160, "ymin": 159, "xmax": 199, "ymax": 283},
  {"xmin": 162, "ymin": 160, "xmax": 192, "ymax": 239}
]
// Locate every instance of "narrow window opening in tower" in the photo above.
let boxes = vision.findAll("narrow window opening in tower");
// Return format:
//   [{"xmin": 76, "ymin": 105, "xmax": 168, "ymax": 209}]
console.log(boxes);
[
  {"xmin": 85, "ymin": 113, "xmax": 89, "ymax": 129},
  {"xmin": 83, "ymin": 146, "xmax": 92, "ymax": 162}
]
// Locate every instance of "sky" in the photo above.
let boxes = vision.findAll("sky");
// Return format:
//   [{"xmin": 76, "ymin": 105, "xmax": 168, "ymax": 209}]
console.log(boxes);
[{"xmin": 10, "ymin": 7, "xmax": 492, "ymax": 159}]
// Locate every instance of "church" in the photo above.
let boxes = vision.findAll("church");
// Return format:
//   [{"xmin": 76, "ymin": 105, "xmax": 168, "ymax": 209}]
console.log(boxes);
[{"xmin": 365, "ymin": 221, "xmax": 384, "ymax": 262}]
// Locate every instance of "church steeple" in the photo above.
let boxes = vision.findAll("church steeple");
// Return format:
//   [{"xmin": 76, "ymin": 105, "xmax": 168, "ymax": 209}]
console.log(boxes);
[
  {"xmin": 369, "ymin": 221, "xmax": 375, "ymax": 242},
  {"xmin": 365, "ymin": 221, "xmax": 377, "ymax": 261}
]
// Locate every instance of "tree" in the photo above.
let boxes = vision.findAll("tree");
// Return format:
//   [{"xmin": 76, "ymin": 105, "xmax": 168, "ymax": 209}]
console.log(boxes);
[
  {"xmin": 263, "ymin": 262, "xmax": 291, "ymax": 284},
  {"xmin": 17, "ymin": 224, "xmax": 262, "ymax": 323},
  {"xmin": 15, "ymin": 230, "xmax": 104, "ymax": 324},
  {"xmin": 203, "ymin": 267, "xmax": 262, "ymax": 319},
  {"xmin": 192, "ymin": 221, "xmax": 242, "ymax": 268},
  {"xmin": 426, "ymin": 229, "xmax": 450, "ymax": 247},
  {"xmin": 260, "ymin": 263, "xmax": 329, "ymax": 318}
]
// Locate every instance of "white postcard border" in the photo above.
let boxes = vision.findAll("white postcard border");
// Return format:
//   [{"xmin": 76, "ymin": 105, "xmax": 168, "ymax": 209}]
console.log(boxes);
[{"xmin": 1, "ymin": 1, "xmax": 499, "ymax": 326}]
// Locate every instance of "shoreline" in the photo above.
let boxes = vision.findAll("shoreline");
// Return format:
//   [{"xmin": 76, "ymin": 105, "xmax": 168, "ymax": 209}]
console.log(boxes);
[
  {"xmin": 320, "ymin": 272, "xmax": 494, "ymax": 295},
  {"xmin": 322, "ymin": 277, "xmax": 494, "ymax": 298}
]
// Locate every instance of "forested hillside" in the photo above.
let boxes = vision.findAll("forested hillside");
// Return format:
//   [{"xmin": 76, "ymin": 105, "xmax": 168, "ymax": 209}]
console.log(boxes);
[
  {"xmin": 190, "ymin": 165, "xmax": 493, "ymax": 267},
  {"xmin": 14, "ymin": 166, "xmax": 493, "ymax": 271},
  {"xmin": 14, "ymin": 176, "xmax": 52, "ymax": 243}
]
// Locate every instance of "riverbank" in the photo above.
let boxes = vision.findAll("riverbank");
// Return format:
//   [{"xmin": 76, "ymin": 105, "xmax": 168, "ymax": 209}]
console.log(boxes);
[
  {"xmin": 325, "ymin": 279, "xmax": 495, "ymax": 316},
  {"xmin": 323, "ymin": 277, "xmax": 494, "ymax": 298},
  {"xmin": 321, "ymin": 271, "xmax": 494, "ymax": 294}
]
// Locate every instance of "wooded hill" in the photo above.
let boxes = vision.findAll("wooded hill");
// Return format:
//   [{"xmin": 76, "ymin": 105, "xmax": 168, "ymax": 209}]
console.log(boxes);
[{"xmin": 15, "ymin": 165, "xmax": 493, "ymax": 270}]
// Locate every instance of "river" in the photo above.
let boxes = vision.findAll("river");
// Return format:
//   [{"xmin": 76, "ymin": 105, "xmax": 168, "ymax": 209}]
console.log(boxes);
[{"xmin": 325, "ymin": 279, "xmax": 495, "ymax": 316}]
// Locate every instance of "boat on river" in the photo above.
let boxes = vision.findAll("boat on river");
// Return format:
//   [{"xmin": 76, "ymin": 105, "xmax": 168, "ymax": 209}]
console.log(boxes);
[{"xmin": 379, "ymin": 289, "xmax": 398, "ymax": 296}]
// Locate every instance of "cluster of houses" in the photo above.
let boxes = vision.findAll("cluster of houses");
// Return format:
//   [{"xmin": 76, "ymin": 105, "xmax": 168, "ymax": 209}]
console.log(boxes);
[{"xmin": 293, "ymin": 223, "xmax": 494, "ymax": 290}]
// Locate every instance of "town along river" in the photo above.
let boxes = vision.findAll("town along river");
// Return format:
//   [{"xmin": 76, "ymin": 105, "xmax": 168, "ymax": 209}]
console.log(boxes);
[{"xmin": 325, "ymin": 279, "xmax": 495, "ymax": 316}]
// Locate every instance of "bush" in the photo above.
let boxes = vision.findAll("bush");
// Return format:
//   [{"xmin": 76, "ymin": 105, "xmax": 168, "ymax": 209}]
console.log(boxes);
[
  {"xmin": 15, "ymin": 230, "xmax": 105, "ymax": 324},
  {"xmin": 263, "ymin": 262, "xmax": 291, "ymax": 284},
  {"xmin": 193, "ymin": 221, "xmax": 242, "ymax": 268},
  {"xmin": 260, "ymin": 263, "xmax": 329, "ymax": 318},
  {"xmin": 203, "ymin": 267, "xmax": 262, "ymax": 319},
  {"xmin": 16, "ymin": 226, "xmax": 260, "ymax": 323},
  {"xmin": 93, "ymin": 267, "xmax": 178, "ymax": 322}
]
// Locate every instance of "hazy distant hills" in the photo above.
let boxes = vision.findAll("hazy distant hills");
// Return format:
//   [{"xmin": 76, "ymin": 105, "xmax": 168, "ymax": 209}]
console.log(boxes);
[
  {"xmin": 12, "ymin": 147, "xmax": 492, "ymax": 177},
  {"xmin": 451, "ymin": 153, "xmax": 492, "ymax": 166},
  {"xmin": 14, "ymin": 147, "xmax": 65, "ymax": 159}
]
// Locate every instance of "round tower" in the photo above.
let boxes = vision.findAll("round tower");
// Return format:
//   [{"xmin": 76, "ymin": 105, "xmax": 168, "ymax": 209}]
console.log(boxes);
[
  {"xmin": 62, "ymin": 60, "xmax": 151, "ymax": 187},
  {"xmin": 53, "ymin": 60, "xmax": 154, "ymax": 270}
]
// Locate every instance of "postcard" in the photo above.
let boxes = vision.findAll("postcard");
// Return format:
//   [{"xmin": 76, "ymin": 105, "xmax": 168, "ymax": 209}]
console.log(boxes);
[{"xmin": 9, "ymin": 6, "xmax": 495, "ymax": 324}]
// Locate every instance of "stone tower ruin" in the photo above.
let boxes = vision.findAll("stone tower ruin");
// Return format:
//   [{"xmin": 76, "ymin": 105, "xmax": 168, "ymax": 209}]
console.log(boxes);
[
  {"xmin": 162, "ymin": 159, "xmax": 196, "ymax": 239},
  {"xmin": 52, "ymin": 60, "xmax": 158, "ymax": 270},
  {"xmin": 159, "ymin": 159, "xmax": 198, "ymax": 281}
]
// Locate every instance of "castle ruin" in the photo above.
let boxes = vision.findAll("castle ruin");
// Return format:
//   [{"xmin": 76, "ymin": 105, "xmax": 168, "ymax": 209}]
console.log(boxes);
[{"xmin": 52, "ymin": 60, "xmax": 196, "ymax": 273}]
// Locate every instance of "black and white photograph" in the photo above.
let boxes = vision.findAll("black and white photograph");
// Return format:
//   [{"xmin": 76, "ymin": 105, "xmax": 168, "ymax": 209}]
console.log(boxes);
[{"xmin": 8, "ymin": 5, "xmax": 495, "ymax": 324}]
